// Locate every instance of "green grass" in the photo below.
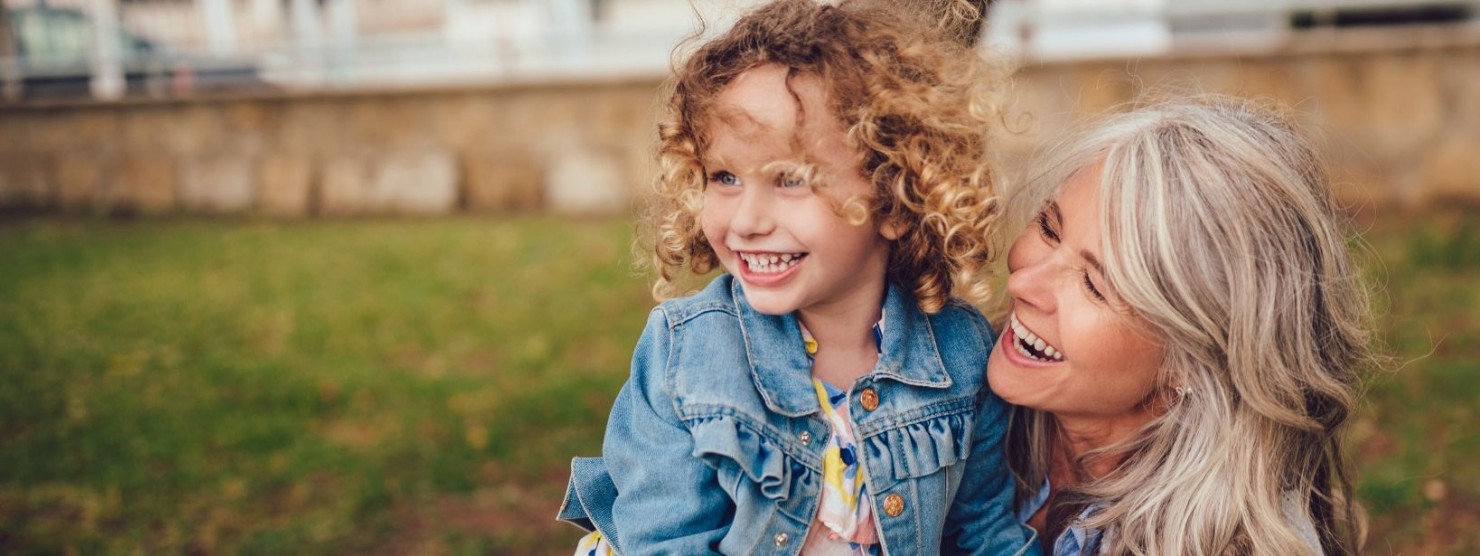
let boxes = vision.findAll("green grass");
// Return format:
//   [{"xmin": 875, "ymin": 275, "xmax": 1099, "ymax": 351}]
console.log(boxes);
[
  {"xmin": 1349, "ymin": 211, "xmax": 1480, "ymax": 553},
  {"xmin": 0, "ymin": 211, "xmax": 1476, "ymax": 554},
  {"xmin": 0, "ymin": 217, "xmax": 651, "ymax": 555}
]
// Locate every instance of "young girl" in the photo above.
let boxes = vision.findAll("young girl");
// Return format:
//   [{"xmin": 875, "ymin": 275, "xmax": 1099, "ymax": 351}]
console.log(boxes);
[
  {"xmin": 558, "ymin": 1, "xmax": 1036, "ymax": 554},
  {"xmin": 991, "ymin": 96, "xmax": 1372, "ymax": 555}
]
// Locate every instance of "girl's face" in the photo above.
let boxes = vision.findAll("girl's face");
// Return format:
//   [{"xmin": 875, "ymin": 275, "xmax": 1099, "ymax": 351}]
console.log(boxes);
[
  {"xmin": 699, "ymin": 64, "xmax": 896, "ymax": 319},
  {"xmin": 987, "ymin": 163, "xmax": 1166, "ymax": 427}
]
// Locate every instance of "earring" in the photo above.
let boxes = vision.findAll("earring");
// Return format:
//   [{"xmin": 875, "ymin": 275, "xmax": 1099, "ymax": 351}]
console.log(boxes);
[{"xmin": 1174, "ymin": 385, "xmax": 1192, "ymax": 400}]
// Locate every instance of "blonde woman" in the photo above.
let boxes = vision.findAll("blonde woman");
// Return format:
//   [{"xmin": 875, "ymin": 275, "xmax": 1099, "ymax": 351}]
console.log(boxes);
[{"xmin": 989, "ymin": 97, "xmax": 1370, "ymax": 555}]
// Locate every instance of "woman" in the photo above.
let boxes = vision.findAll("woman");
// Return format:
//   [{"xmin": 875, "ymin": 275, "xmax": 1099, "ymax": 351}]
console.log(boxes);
[{"xmin": 988, "ymin": 97, "xmax": 1371, "ymax": 555}]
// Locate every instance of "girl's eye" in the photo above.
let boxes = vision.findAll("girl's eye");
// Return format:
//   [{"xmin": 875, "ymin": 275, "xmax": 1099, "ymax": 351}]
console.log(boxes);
[
  {"xmin": 779, "ymin": 174, "xmax": 806, "ymax": 188},
  {"xmin": 1082, "ymin": 271, "xmax": 1106, "ymax": 302},
  {"xmin": 709, "ymin": 171, "xmax": 740, "ymax": 187},
  {"xmin": 1036, "ymin": 211, "xmax": 1061, "ymax": 243}
]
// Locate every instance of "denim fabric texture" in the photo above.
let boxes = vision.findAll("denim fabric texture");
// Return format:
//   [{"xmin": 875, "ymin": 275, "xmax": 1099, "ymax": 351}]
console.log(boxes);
[
  {"xmin": 558, "ymin": 274, "xmax": 1039, "ymax": 555},
  {"xmin": 1014, "ymin": 478, "xmax": 1325, "ymax": 556}
]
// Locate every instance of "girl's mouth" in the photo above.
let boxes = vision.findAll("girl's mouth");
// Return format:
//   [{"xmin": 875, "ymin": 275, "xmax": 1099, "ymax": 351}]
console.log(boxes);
[
  {"xmin": 1010, "ymin": 312, "xmax": 1064, "ymax": 362},
  {"xmin": 739, "ymin": 251, "xmax": 806, "ymax": 274}
]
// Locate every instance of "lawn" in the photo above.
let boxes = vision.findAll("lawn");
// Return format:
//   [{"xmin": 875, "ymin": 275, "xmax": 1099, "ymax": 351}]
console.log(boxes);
[{"xmin": 0, "ymin": 211, "xmax": 1476, "ymax": 555}]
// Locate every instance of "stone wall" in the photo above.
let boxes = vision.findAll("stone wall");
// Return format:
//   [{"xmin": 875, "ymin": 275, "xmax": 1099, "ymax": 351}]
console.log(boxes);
[
  {"xmin": 0, "ymin": 31, "xmax": 1475, "ymax": 216},
  {"xmin": 0, "ymin": 79, "xmax": 658, "ymax": 216},
  {"xmin": 997, "ymin": 32, "xmax": 1480, "ymax": 211}
]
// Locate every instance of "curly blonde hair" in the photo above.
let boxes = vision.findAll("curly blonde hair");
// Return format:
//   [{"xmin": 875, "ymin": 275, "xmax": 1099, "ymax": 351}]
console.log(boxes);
[{"xmin": 642, "ymin": 0, "xmax": 1007, "ymax": 313}]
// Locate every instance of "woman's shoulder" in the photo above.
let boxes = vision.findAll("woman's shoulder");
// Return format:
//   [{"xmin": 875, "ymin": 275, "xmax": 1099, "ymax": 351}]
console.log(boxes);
[{"xmin": 1281, "ymin": 492, "xmax": 1326, "ymax": 555}]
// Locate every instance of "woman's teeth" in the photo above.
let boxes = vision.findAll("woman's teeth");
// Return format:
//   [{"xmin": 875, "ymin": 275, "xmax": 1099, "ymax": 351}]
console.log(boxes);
[
  {"xmin": 1010, "ymin": 312, "xmax": 1064, "ymax": 362},
  {"xmin": 741, "ymin": 252, "xmax": 803, "ymax": 274}
]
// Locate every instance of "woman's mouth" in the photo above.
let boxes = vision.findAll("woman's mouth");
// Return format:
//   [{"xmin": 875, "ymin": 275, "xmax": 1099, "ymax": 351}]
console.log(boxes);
[
  {"xmin": 739, "ymin": 251, "xmax": 806, "ymax": 274},
  {"xmin": 1010, "ymin": 312, "xmax": 1064, "ymax": 362}
]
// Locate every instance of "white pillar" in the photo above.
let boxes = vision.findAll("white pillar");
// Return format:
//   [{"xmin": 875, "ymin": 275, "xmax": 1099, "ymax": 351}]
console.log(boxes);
[
  {"xmin": 444, "ymin": 0, "xmax": 469, "ymax": 40},
  {"xmin": 89, "ymin": 0, "xmax": 125, "ymax": 99},
  {"xmin": 289, "ymin": 0, "xmax": 325, "ymax": 84},
  {"xmin": 200, "ymin": 0, "xmax": 239, "ymax": 56},
  {"xmin": 249, "ymin": 0, "xmax": 281, "ymax": 30},
  {"xmin": 544, "ymin": 0, "xmax": 592, "ymax": 69},
  {"xmin": 325, "ymin": 0, "xmax": 356, "ymax": 80},
  {"xmin": 326, "ymin": 0, "xmax": 357, "ymax": 44}
]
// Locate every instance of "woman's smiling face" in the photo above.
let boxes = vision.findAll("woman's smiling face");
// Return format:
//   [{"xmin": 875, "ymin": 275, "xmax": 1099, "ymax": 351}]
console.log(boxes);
[{"xmin": 988, "ymin": 162, "xmax": 1166, "ymax": 425}]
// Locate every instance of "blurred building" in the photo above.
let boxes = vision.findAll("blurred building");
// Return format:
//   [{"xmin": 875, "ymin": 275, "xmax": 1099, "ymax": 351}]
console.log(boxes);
[
  {"xmin": 985, "ymin": 0, "xmax": 1480, "ymax": 59},
  {"xmin": 1, "ymin": 0, "xmax": 1476, "ymax": 216},
  {"xmin": 3, "ymin": 0, "xmax": 1478, "ymax": 100},
  {"xmin": 0, "ymin": 0, "xmax": 776, "ymax": 100}
]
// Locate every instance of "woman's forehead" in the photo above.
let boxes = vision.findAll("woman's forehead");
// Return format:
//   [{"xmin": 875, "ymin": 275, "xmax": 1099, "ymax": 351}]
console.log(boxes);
[{"xmin": 1057, "ymin": 162, "xmax": 1103, "ymax": 219}]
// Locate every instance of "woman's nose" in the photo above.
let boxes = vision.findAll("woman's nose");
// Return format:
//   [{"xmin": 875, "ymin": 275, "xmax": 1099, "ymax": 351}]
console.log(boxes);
[
  {"xmin": 1005, "ymin": 248, "xmax": 1056, "ymax": 313},
  {"xmin": 730, "ymin": 186, "xmax": 774, "ymax": 237}
]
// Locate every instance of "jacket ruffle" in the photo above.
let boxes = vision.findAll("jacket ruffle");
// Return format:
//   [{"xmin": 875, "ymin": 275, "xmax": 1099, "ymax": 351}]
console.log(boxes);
[
  {"xmin": 556, "ymin": 457, "xmax": 623, "ymax": 550},
  {"xmin": 863, "ymin": 410, "xmax": 974, "ymax": 489},
  {"xmin": 689, "ymin": 415, "xmax": 818, "ymax": 504}
]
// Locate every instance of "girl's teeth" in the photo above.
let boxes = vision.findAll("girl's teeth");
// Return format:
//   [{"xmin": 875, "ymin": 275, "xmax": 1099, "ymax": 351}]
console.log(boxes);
[{"xmin": 742, "ymin": 253, "xmax": 803, "ymax": 274}]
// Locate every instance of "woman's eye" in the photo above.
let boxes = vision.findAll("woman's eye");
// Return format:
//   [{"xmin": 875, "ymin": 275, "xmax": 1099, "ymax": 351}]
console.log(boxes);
[
  {"xmin": 1036, "ymin": 211, "xmax": 1061, "ymax": 243},
  {"xmin": 709, "ymin": 171, "xmax": 740, "ymax": 187},
  {"xmin": 1082, "ymin": 272, "xmax": 1106, "ymax": 302}
]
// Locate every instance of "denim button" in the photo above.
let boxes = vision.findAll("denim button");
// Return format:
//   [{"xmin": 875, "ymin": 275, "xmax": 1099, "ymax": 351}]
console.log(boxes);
[
  {"xmin": 798, "ymin": 430, "xmax": 812, "ymax": 445},
  {"xmin": 773, "ymin": 532, "xmax": 790, "ymax": 547},
  {"xmin": 859, "ymin": 388, "xmax": 879, "ymax": 411},
  {"xmin": 883, "ymin": 493, "xmax": 905, "ymax": 517}
]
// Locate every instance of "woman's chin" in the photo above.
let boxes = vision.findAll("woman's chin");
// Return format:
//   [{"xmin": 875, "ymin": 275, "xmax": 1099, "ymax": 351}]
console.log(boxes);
[{"xmin": 988, "ymin": 341, "xmax": 1061, "ymax": 409}]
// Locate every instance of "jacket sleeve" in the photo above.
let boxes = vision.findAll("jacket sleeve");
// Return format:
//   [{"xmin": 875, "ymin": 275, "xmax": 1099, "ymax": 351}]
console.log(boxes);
[
  {"xmin": 604, "ymin": 307, "xmax": 732, "ymax": 555},
  {"xmin": 941, "ymin": 316, "xmax": 1042, "ymax": 556}
]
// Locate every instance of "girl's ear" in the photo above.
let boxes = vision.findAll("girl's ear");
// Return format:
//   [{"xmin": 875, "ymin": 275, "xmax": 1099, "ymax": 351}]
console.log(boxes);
[{"xmin": 879, "ymin": 217, "xmax": 907, "ymax": 240}]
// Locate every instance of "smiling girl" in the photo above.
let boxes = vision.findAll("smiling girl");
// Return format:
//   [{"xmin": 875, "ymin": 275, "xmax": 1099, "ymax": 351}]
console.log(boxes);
[
  {"xmin": 557, "ymin": 1, "xmax": 1035, "ymax": 555},
  {"xmin": 990, "ymin": 97, "xmax": 1372, "ymax": 555}
]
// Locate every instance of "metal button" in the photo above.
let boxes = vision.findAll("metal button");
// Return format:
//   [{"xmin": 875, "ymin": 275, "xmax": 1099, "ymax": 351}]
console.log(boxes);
[
  {"xmin": 883, "ymin": 493, "xmax": 905, "ymax": 517},
  {"xmin": 773, "ymin": 532, "xmax": 790, "ymax": 547},
  {"xmin": 859, "ymin": 387, "xmax": 879, "ymax": 411},
  {"xmin": 798, "ymin": 430, "xmax": 812, "ymax": 446}
]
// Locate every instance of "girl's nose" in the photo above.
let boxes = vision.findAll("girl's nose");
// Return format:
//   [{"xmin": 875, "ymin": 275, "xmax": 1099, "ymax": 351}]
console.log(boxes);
[{"xmin": 730, "ymin": 186, "xmax": 774, "ymax": 237}]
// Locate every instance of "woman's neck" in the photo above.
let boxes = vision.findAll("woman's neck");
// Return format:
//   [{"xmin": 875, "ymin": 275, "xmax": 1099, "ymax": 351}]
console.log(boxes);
[{"xmin": 1050, "ymin": 411, "xmax": 1153, "ymax": 482}]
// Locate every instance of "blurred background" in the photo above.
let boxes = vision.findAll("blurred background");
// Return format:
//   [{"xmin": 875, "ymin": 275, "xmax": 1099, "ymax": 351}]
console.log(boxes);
[{"xmin": 0, "ymin": 0, "xmax": 1476, "ymax": 553}]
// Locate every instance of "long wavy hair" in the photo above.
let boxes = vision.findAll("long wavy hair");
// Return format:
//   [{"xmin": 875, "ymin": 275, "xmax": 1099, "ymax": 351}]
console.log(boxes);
[
  {"xmin": 1002, "ymin": 96, "xmax": 1372, "ymax": 555},
  {"xmin": 642, "ymin": 0, "xmax": 1007, "ymax": 313}
]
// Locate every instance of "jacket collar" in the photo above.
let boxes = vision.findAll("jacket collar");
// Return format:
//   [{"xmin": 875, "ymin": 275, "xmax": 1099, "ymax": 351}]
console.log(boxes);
[{"xmin": 731, "ymin": 277, "xmax": 954, "ymax": 418}]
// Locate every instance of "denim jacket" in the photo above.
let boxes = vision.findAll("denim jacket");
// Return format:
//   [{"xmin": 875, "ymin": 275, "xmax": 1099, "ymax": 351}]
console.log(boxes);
[{"xmin": 558, "ymin": 275, "xmax": 1039, "ymax": 556}]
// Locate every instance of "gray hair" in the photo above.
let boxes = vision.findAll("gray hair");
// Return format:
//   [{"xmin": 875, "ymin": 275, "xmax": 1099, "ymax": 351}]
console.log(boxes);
[{"xmin": 1003, "ymin": 95, "xmax": 1372, "ymax": 555}]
